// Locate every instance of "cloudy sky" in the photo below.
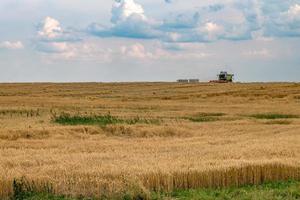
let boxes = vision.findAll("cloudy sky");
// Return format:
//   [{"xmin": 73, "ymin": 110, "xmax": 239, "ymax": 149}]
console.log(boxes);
[{"xmin": 0, "ymin": 0, "xmax": 300, "ymax": 82}]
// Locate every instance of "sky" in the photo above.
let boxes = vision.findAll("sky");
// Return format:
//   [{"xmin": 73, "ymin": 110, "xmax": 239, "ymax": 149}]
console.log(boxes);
[{"xmin": 0, "ymin": 0, "xmax": 300, "ymax": 82}]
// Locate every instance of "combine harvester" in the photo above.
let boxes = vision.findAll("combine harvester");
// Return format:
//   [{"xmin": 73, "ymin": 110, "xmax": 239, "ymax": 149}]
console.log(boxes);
[{"xmin": 210, "ymin": 71, "xmax": 234, "ymax": 83}]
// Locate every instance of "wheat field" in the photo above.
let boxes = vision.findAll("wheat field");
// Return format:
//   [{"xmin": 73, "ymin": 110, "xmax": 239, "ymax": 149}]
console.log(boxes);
[{"xmin": 0, "ymin": 82, "xmax": 299, "ymax": 199}]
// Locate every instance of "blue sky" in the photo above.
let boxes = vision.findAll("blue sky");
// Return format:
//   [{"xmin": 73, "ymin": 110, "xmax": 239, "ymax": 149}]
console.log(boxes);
[{"xmin": 0, "ymin": 0, "xmax": 300, "ymax": 82}]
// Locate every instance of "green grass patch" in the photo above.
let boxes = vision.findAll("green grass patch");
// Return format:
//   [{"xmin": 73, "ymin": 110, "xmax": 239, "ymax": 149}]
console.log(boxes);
[
  {"xmin": 186, "ymin": 113, "xmax": 225, "ymax": 123},
  {"xmin": 20, "ymin": 180, "xmax": 300, "ymax": 200},
  {"xmin": 20, "ymin": 193, "xmax": 73, "ymax": 200},
  {"xmin": 249, "ymin": 113, "xmax": 299, "ymax": 120},
  {"xmin": 53, "ymin": 113, "xmax": 121, "ymax": 126},
  {"xmin": 12, "ymin": 178, "xmax": 57, "ymax": 200},
  {"xmin": 153, "ymin": 180, "xmax": 300, "ymax": 200},
  {"xmin": 53, "ymin": 113, "xmax": 160, "ymax": 126}
]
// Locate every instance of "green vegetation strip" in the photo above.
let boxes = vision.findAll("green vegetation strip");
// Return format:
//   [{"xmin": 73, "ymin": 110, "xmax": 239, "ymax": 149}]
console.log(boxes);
[
  {"xmin": 53, "ymin": 113, "xmax": 161, "ymax": 126},
  {"xmin": 249, "ymin": 113, "xmax": 299, "ymax": 120},
  {"xmin": 19, "ymin": 180, "xmax": 300, "ymax": 200},
  {"xmin": 156, "ymin": 181, "xmax": 300, "ymax": 200}
]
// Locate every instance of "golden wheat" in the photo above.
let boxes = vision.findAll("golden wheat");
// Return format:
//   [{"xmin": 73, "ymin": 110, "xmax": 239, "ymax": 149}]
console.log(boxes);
[{"xmin": 0, "ymin": 82, "xmax": 299, "ymax": 198}]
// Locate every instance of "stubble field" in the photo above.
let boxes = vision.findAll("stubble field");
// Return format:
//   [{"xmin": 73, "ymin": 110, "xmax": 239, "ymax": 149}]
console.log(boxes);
[{"xmin": 0, "ymin": 82, "xmax": 299, "ymax": 199}]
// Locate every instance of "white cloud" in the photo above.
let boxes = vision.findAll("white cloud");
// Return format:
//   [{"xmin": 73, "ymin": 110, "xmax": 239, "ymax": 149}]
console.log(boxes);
[
  {"xmin": 35, "ymin": 16, "xmax": 81, "ymax": 57},
  {"xmin": 35, "ymin": 17, "xmax": 113, "ymax": 62},
  {"xmin": 202, "ymin": 22, "xmax": 224, "ymax": 41},
  {"xmin": 283, "ymin": 4, "xmax": 300, "ymax": 31},
  {"xmin": 204, "ymin": 22, "xmax": 222, "ymax": 33},
  {"xmin": 287, "ymin": 4, "xmax": 300, "ymax": 20},
  {"xmin": 0, "ymin": 41, "xmax": 24, "ymax": 50},
  {"xmin": 38, "ymin": 17, "xmax": 63, "ymax": 39},
  {"xmin": 35, "ymin": 17, "xmax": 68, "ymax": 54},
  {"xmin": 121, "ymin": 43, "xmax": 151, "ymax": 59},
  {"xmin": 37, "ymin": 16, "xmax": 80, "ymax": 42},
  {"xmin": 111, "ymin": 0, "xmax": 146, "ymax": 23},
  {"xmin": 89, "ymin": 0, "xmax": 160, "ymax": 39},
  {"xmin": 264, "ymin": 3, "xmax": 300, "ymax": 37}
]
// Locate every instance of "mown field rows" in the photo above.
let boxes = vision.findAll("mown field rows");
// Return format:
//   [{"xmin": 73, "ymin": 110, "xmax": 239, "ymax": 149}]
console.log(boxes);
[{"xmin": 0, "ymin": 82, "xmax": 299, "ymax": 199}]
